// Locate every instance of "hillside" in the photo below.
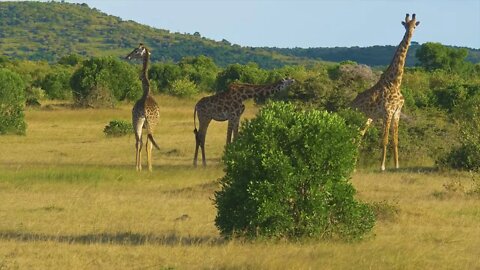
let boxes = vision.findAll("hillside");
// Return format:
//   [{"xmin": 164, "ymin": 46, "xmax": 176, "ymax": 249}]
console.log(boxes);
[
  {"xmin": 0, "ymin": 2, "xmax": 479, "ymax": 68},
  {"xmin": 0, "ymin": 1, "xmax": 299, "ymax": 68}
]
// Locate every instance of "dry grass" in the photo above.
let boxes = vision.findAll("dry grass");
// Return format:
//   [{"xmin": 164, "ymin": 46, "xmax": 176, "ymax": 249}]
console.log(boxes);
[{"xmin": 0, "ymin": 95, "xmax": 479, "ymax": 269}]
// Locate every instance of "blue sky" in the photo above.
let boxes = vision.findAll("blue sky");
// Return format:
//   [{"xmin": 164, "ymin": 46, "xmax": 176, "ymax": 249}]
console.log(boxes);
[{"xmin": 62, "ymin": 0, "xmax": 479, "ymax": 48}]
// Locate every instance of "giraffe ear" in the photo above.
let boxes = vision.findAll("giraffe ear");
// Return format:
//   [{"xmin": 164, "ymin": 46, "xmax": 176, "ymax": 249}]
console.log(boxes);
[
  {"xmin": 415, "ymin": 21, "xmax": 420, "ymax": 26},
  {"xmin": 401, "ymin": 21, "xmax": 406, "ymax": 27}
]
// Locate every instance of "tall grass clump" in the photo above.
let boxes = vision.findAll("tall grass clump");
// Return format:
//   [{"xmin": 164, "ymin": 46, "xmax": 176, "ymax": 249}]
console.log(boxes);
[
  {"xmin": 0, "ymin": 68, "xmax": 26, "ymax": 135},
  {"xmin": 214, "ymin": 102, "xmax": 375, "ymax": 240}
]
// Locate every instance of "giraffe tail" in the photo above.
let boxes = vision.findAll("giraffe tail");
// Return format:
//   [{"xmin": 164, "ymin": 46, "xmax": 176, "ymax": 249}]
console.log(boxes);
[
  {"xmin": 147, "ymin": 134, "xmax": 160, "ymax": 150},
  {"xmin": 193, "ymin": 105, "xmax": 198, "ymax": 135}
]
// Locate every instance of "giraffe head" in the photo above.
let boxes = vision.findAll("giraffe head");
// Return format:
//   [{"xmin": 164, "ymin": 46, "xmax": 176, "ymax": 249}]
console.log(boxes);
[
  {"xmin": 126, "ymin": 43, "xmax": 150, "ymax": 60},
  {"xmin": 279, "ymin": 77, "xmax": 295, "ymax": 89},
  {"xmin": 401, "ymin": 13, "xmax": 420, "ymax": 32}
]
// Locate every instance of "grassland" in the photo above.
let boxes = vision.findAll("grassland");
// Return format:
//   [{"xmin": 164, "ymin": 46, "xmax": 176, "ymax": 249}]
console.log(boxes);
[{"xmin": 0, "ymin": 95, "xmax": 479, "ymax": 269}]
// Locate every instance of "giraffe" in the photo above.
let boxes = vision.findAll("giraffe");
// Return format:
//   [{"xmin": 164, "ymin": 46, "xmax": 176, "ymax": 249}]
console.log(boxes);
[
  {"xmin": 351, "ymin": 13, "xmax": 420, "ymax": 171},
  {"xmin": 193, "ymin": 78, "xmax": 295, "ymax": 167},
  {"xmin": 126, "ymin": 43, "xmax": 160, "ymax": 171}
]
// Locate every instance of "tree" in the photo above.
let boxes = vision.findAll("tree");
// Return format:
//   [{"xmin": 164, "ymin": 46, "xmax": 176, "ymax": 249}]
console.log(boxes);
[
  {"xmin": 148, "ymin": 62, "xmax": 182, "ymax": 92},
  {"xmin": 58, "ymin": 53, "xmax": 83, "ymax": 66},
  {"xmin": 179, "ymin": 55, "xmax": 218, "ymax": 91},
  {"xmin": 215, "ymin": 63, "xmax": 268, "ymax": 92},
  {"xmin": 40, "ymin": 69, "xmax": 73, "ymax": 100},
  {"xmin": 416, "ymin": 42, "xmax": 469, "ymax": 72},
  {"xmin": 0, "ymin": 68, "xmax": 26, "ymax": 135},
  {"xmin": 70, "ymin": 56, "xmax": 141, "ymax": 107}
]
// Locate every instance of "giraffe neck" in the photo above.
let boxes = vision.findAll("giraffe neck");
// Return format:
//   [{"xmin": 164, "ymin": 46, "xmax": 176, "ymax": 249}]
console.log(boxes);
[
  {"xmin": 378, "ymin": 29, "xmax": 413, "ymax": 91},
  {"xmin": 234, "ymin": 82, "xmax": 284, "ymax": 101},
  {"xmin": 141, "ymin": 52, "xmax": 150, "ymax": 99}
]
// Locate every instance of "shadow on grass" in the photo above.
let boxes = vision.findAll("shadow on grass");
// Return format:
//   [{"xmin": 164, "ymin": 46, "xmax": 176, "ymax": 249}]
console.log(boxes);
[
  {"xmin": 0, "ymin": 231, "xmax": 226, "ymax": 246},
  {"xmin": 358, "ymin": 166, "xmax": 438, "ymax": 174}
]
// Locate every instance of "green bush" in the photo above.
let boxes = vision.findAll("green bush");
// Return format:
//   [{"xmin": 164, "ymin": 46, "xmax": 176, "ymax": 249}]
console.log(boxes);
[
  {"xmin": 167, "ymin": 78, "xmax": 198, "ymax": 97},
  {"xmin": 70, "ymin": 56, "xmax": 141, "ymax": 107},
  {"xmin": 214, "ymin": 102, "xmax": 375, "ymax": 240},
  {"xmin": 438, "ymin": 94, "xmax": 480, "ymax": 171},
  {"xmin": 41, "ymin": 70, "xmax": 73, "ymax": 100},
  {"xmin": 103, "ymin": 120, "xmax": 131, "ymax": 137},
  {"xmin": 0, "ymin": 68, "xmax": 26, "ymax": 135}
]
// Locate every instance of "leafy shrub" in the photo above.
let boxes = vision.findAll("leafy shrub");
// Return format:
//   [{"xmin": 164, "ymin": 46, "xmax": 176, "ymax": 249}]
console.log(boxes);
[
  {"xmin": 167, "ymin": 78, "xmax": 198, "ymax": 97},
  {"xmin": 25, "ymin": 86, "xmax": 45, "ymax": 107},
  {"xmin": 214, "ymin": 102, "xmax": 375, "ymax": 240},
  {"xmin": 337, "ymin": 108, "xmax": 381, "ymax": 166},
  {"xmin": 103, "ymin": 120, "xmax": 131, "ymax": 137},
  {"xmin": 70, "ymin": 56, "xmax": 141, "ymax": 107},
  {"xmin": 0, "ymin": 68, "xmax": 26, "ymax": 135},
  {"xmin": 438, "ymin": 94, "xmax": 480, "ymax": 171},
  {"xmin": 215, "ymin": 63, "xmax": 268, "ymax": 92},
  {"xmin": 40, "ymin": 70, "xmax": 73, "ymax": 100}
]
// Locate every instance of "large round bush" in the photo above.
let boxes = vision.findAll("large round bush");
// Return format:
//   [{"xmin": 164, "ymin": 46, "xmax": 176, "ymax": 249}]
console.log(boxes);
[
  {"xmin": 0, "ymin": 68, "xmax": 26, "ymax": 135},
  {"xmin": 214, "ymin": 102, "xmax": 375, "ymax": 240},
  {"xmin": 70, "ymin": 56, "xmax": 141, "ymax": 107}
]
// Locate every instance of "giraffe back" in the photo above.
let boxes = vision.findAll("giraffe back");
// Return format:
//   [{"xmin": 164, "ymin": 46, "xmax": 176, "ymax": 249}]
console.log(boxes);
[{"xmin": 195, "ymin": 91, "xmax": 244, "ymax": 122}]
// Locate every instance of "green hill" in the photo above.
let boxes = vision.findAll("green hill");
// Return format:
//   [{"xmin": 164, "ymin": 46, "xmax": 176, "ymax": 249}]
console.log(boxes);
[
  {"xmin": 0, "ymin": 1, "xmax": 478, "ymax": 68},
  {"xmin": 0, "ymin": 1, "xmax": 301, "ymax": 68}
]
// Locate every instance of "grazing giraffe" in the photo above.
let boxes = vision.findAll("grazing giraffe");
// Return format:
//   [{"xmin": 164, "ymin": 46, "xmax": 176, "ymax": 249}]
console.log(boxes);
[
  {"xmin": 351, "ymin": 14, "xmax": 420, "ymax": 171},
  {"xmin": 126, "ymin": 43, "xmax": 160, "ymax": 172},
  {"xmin": 193, "ymin": 78, "xmax": 295, "ymax": 167}
]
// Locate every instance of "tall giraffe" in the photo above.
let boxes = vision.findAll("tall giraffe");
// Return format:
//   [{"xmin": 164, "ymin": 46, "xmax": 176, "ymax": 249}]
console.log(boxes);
[
  {"xmin": 193, "ymin": 78, "xmax": 295, "ymax": 167},
  {"xmin": 126, "ymin": 43, "xmax": 160, "ymax": 171},
  {"xmin": 351, "ymin": 14, "xmax": 420, "ymax": 171}
]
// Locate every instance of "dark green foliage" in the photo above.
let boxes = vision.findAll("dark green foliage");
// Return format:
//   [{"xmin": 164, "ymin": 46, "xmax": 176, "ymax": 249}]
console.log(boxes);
[
  {"xmin": 179, "ymin": 55, "xmax": 219, "ymax": 91},
  {"xmin": 149, "ymin": 62, "xmax": 183, "ymax": 93},
  {"xmin": 438, "ymin": 94, "xmax": 480, "ymax": 171},
  {"xmin": 70, "ymin": 56, "xmax": 141, "ymax": 107},
  {"xmin": 215, "ymin": 63, "xmax": 269, "ymax": 92},
  {"xmin": 214, "ymin": 102, "xmax": 375, "ymax": 240},
  {"xmin": 416, "ymin": 42, "xmax": 470, "ymax": 72},
  {"xmin": 58, "ymin": 54, "xmax": 83, "ymax": 66},
  {"xmin": 167, "ymin": 78, "xmax": 199, "ymax": 97},
  {"xmin": 103, "ymin": 120, "xmax": 131, "ymax": 137},
  {"xmin": 149, "ymin": 56, "xmax": 219, "ymax": 93},
  {"xmin": 0, "ymin": 68, "xmax": 26, "ymax": 135},
  {"xmin": 40, "ymin": 69, "xmax": 73, "ymax": 100}
]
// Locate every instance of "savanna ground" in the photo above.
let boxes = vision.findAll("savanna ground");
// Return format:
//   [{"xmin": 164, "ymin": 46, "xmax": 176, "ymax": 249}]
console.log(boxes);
[{"xmin": 0, "ymin": 95, "xmax": 479, "ymax": 269}]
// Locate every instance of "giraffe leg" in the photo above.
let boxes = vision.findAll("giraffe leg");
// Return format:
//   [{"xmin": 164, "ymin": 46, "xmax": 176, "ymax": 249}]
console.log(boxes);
[
  {"xmin": 146, "ymin": 138, "xmax": 153, "ymax": 172},
  {"xmin": 133, "ymin": 117, "xmax": 145, "ymax": 171},
  {"xmin": 135, "ymin": 136, "xmax": 143, "ymax": 171},
  {"xmin": 232, "ymin": 118, "xmax": 240, "ymax": 141},
  {"xmin": 194, "ymin": 118, "xmax": 211, "ymax": 167},
  {"xmin": 193, "ymin": 130, "xmax": 200, "ymax": 167},
  {"xmin": 381, "ymin": 115, "xmax": 393, "ymax": 171},
  {"xmin": 392, "ymin": 112, "xmax": 401, "ymax": 169},
  {"xmin": 226, "ymin": 120, "xmax": 234, "ymax": 145}
]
